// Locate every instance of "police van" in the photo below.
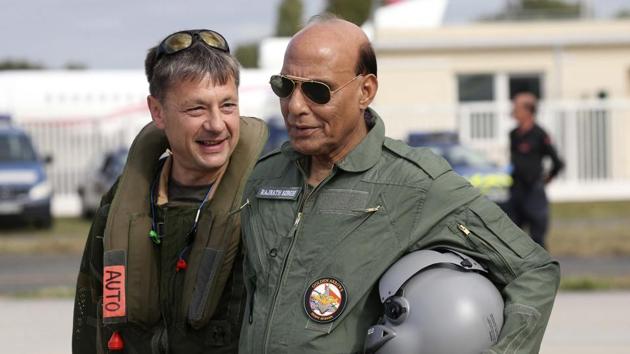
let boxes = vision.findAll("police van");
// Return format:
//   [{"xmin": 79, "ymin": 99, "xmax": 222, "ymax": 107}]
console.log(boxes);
[{"xmin": 0, "ymin": 116, "xmax": 53, "ymax": 228}]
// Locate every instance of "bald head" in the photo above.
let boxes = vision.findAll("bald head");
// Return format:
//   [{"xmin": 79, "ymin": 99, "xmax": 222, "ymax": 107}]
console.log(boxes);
[
  {"xmin": 296, "ymin": 17, "xmax": 368, "ymax": 51},
  {"xmin": 285, "ymin": 17, "xmax": 376, "ymax": 78},
  {"xmin": 275, "ymin": 15, "xmax": 379, "ymax": 165}
]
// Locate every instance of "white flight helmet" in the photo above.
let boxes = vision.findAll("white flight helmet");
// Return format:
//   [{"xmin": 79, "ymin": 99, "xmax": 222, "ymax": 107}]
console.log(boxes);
[{"xmin": 364, "ymin": 248, "xmax": 504, "ymax": 354}]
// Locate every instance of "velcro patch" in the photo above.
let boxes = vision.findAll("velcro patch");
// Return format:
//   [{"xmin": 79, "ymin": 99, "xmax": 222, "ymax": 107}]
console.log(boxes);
[
  {"xmin": 256, "ymin": 186, "xmax": 301, "ymax": 200},
  {"xmin": 314, "ymin": 189, "xmax": 368, "ymax": 211}
]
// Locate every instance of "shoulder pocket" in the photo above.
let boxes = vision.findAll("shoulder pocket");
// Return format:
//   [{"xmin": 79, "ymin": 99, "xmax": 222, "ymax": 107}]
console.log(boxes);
[
  {"xmin": 468, "ymin": 199, "xmax": 537, "ymax": 259},
  {"xmin": 452, "ymin": 198, "xmax": 537, "ymax": 281}
]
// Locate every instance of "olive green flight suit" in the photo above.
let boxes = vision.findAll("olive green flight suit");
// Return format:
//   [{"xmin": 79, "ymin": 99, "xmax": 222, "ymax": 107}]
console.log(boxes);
[
  {"xmin": 239, "ymin": 109, "xmax": 560, "ymax": 354},
  {"xmin": 72, "ymin": 117, "xmax": 267, "ymax": 354}
]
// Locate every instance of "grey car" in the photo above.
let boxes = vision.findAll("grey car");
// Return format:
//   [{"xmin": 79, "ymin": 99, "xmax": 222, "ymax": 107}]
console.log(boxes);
[{"xmin": 78, "ymin": 148, "xmax": 127, "ymax": 218}]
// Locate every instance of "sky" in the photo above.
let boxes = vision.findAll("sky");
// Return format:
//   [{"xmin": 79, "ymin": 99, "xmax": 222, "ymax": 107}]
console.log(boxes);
[
  {"xmin": 0, "ymin": 0, "xmax": 325, "ymax": 69},
  {"xmin": 1, "ymin": 0, "xmax": 628, "ymax": 69}
]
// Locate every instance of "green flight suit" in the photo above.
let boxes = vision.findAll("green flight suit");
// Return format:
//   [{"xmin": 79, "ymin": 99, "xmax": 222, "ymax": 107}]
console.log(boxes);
[
  {"xmin": 239, "ymin": 109, "xmax": 560, "ymax": 354},
  {"xmin": 72, "ymin": 117, "xmax": 267, "ymax": 354},
  {"xmin": 73, "ymin": 188, "xmax": 246, "ymax": 353}
]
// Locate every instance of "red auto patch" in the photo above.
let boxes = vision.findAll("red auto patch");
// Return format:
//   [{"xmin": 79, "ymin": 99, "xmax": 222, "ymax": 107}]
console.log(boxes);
[{"xmin": 103, "ymin": 265, "xmax": 126, "ymax": 318}]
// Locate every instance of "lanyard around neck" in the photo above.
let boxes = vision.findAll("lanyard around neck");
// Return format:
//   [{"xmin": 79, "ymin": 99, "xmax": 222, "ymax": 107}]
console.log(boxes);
[{"xmin": 148, "ymin": 158, "xmax": 213, "ymax": 245}]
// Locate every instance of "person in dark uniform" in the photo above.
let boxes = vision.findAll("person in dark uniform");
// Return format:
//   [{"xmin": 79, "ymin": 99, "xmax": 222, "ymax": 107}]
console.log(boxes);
[{"xmin": 508, "ymin": 91, "xmax": 564, "ymax": 248}]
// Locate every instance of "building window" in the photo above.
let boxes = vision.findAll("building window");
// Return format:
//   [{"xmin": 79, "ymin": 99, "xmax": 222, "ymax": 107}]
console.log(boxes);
[
  {"xmin": 457, "ymin": 74, "xmax": 494, "ymax": 102},
  {"xmin": 509, "ymin": 74, "xmax": 542, "ymax": 99}
]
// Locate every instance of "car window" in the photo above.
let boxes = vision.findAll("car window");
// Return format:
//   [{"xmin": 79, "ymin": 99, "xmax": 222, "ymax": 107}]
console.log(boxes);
[
  {"xmin": 428, "ymin": 146, "xmax": 445, "ymax": 157},
  {"xmin": 444, "ymin": 145, "xmax": 493, "ymax": 168},
  {"xmin": 101, "ymin": 155, "xmax": 115, "ymax": 174},
  {"xmin": 102, "ymin": 150, "xmax": 127, "ymax": 179},
  {"xmin": 262, "ymin": 119, "xmax": 289, "ymax": 154},
  {"xmin": 0, "ymin": 134, "xmax": 37, "ymax": 162}
]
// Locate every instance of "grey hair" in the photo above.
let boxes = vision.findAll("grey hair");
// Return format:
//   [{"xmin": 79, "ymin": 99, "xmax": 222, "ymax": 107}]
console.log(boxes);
[{"xmin": 144, "ymin": 40, "xmax": 240, "ymax": 102}]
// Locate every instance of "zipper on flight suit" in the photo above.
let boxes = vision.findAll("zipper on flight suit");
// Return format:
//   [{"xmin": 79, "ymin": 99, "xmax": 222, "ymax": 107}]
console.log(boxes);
[
  {"xmin": 261, "ymin": 164, "xmax": 336, "ymax": 354},
  {"xmin": 457, "ymin": 223, "xmax": 516, "ymax": 278}
]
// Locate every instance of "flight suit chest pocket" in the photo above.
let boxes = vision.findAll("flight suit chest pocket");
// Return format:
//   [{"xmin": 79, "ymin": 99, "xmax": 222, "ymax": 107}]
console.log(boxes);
[
  {"xmin": 297, "ymin": 194, "xmax": 400, "ymax": 336},
  {"xmin": 314, "ymin": 189, "xmax": 369, "ymax": 215}
]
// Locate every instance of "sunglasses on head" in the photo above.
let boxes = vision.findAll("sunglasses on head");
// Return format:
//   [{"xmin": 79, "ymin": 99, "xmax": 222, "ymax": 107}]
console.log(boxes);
[
  {"xmin": 155, "ymin": 29, "xmax": 230, "ymax": 61},
  {"xmin": 269, "ymin": 74, "xmax": 362, "ymax": 105}
]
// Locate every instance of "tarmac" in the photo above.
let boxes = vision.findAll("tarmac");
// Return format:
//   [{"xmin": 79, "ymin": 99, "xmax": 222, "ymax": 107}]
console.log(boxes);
[
  {"xmin": 2, "ymin": 253, "xmax": 630, "ymax": 294},
  {"xmin": 0, "ymin": 252, "xmax": 628, "ymax": 353},
  {"xmin": 1, "ymin": 291, "xmax": 629, "ymax": 354},
  {"xmin": 540, "ymin": 291, "xmax": 630, "ymax": 354}
]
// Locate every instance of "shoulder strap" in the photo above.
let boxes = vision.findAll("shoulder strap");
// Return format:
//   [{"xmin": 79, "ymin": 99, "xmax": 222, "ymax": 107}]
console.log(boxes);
[
  {"xmin": 103, "ymin": 122, "xmax": 167, "ymax": 326},
  {"xmin": 181, "ymin": 116, "xmax": 268, "ymax": 328},
  {"xmin": 383, "ymin": 138, "xmax": 451, "ymax": 179}
]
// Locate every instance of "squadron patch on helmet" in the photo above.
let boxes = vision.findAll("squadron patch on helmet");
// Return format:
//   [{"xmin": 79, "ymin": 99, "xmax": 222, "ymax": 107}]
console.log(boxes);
[{"xmin": 304, "ymin": 277, "xmax": 347, "ymax": 323}]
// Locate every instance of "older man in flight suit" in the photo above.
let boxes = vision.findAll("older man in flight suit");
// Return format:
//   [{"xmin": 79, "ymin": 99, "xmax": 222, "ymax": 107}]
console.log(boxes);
[{"xmin": 239, "ymin": 15, "xmax": 560, "ymax": 354}]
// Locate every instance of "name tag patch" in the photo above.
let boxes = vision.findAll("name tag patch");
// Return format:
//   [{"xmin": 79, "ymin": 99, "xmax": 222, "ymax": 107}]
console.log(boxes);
[
  {"xmin": 256, "ymin": 186, "xmax": 301, "ymax": 200},
  {"xmin": 304, "ymin": 277, "xmax": 348, "ymax": 323}
]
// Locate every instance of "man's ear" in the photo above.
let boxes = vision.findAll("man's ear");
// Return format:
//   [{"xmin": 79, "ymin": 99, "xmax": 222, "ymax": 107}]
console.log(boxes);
[
  {"xmin": 358, "ymin": 74, "xmax": 378, "ymax": 109},
  {"xmin": 147, "ymin": 95, "xmax": 166, "ymax": 129}
]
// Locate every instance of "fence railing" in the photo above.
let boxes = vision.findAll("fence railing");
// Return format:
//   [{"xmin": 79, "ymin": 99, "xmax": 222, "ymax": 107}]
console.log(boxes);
[
  {"xmin": 373, "ymin": 99, "xmax": 630, "ymax": 201},
  {"xmin": 19, "ymin": 112, "xmax": 149, "ymax": 213},
  {"xmin": 458, "ymin": 100, "xmax": 630, "ymax": 182},
  {"xmin": 16, "ymin": 99, "xmax": 630, "ymax": 215},
  {"xmin": 458, "ymin": 100, "xmax": 630, "ymax": 201}
]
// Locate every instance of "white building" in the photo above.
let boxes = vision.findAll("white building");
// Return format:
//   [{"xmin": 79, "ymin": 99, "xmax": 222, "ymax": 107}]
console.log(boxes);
[{"xmin": 2, "ymin": 0, "xmax": 630, "ymax": 214}]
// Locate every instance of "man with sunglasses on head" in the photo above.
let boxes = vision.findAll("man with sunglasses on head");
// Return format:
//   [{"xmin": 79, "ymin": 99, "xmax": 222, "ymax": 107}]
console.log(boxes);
[
  {"xmin": 72, "ymin": 29, "xmax": 267, "ymax": 354},
  {"xmin": 239, "ymin": 14, "xmax": 559, "ymax": 354}
]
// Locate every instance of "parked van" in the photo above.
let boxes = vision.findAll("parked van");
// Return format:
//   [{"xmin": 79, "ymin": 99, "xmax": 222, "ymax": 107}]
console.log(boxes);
[{"xmin": 0, "ymin": 116, "xmax": 53, "ymax": 228}]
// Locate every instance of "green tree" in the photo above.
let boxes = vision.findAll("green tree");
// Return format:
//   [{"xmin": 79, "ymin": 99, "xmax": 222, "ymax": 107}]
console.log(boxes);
[
  {"xmin": 0, "ymin": 59, "xmax": 45, "ymax": 70},
  {"xmin": 482, "ymin": 0, "xmax": 582, "ymax": 21},
  {"xmin": 235, "ymin": 42, "xmax": 259, "ymax": 68},
  {"xmin": 63, "ymin": 62, "xmax": 87, "ymax": 70},
  {"xmin": 326, "ymin": 0, "xmax": 373, "ymax": 26},
  {"xmin": 275, "ymin": 0, "xmax": 303, "ymax": 36},
  {"xmin": 615, "ymin": 9, "xmax": 630, "ymax": 18}
]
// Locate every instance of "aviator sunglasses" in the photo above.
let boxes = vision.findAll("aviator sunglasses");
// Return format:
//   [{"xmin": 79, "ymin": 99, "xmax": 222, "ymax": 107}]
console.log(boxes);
[
  {"xmin": 155, "ymin": 29, "xmax": 230, "ymax": 61},
  {"xmin": 269, "ymin": 74, "xmax": 362, "ymax": 104}
]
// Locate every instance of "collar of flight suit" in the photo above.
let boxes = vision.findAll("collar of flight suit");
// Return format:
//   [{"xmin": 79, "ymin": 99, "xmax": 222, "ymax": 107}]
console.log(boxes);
[
  {"xmin": 155, "ymin": 151, "xmax": 227, "ymax": 206},
  {"xmin": 281, "ymin": 107, "xmax": 385, "ymax": 173}
]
